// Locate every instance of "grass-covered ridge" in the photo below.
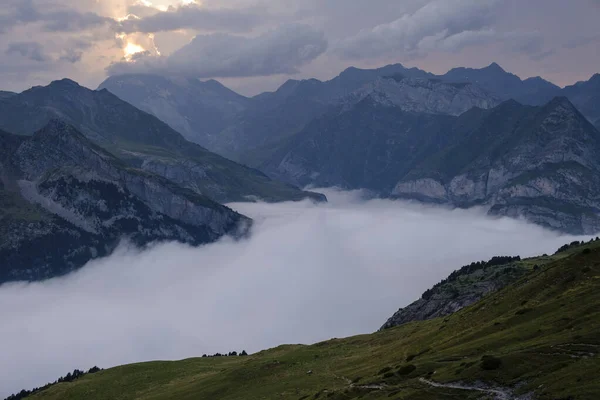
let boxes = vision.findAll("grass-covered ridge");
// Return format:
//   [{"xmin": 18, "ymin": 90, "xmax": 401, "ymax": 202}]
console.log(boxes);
[{"xmin": 26, "ymin": 242, "xmax": 600, "ymax": 400}]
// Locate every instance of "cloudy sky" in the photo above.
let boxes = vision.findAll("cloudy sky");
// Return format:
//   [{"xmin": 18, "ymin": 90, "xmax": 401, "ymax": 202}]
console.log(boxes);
[{"xmin": 0, "ymin": 0, "xmax": 598, "ymax": 95}]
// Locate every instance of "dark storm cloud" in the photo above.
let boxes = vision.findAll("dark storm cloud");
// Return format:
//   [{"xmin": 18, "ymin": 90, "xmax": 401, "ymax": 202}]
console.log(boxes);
[
  {"xmin": 59, "ymin": 49, "xmax": 84, "ymax": 63},
  {"xmin": 335, "ymin": 0, "xmax": 506, "ymax": 60},
  {"xmin": 564, "ymin": 34, "xmax": 600, "ymax": 49},
  {"xmin": 6, "ymin": 42, "xmax": 50, "ymax": 62},
  {"xmin": 0, "ymin": 0, "xmax": 113, "ymax": 34},
  {"xmin": 118, "ymin": 3, "xmax": 267, "ymax": 34},
  {"xmin": 0, "ymin": 0, "xmax": 599, "ymax": 98},
  {"xmin": 41, "ymin": 9, "xmax": 114, "ymax": 32},
  {"xmin": 108, "ymin": 24, "xmax": 328, "ymax": 78}
]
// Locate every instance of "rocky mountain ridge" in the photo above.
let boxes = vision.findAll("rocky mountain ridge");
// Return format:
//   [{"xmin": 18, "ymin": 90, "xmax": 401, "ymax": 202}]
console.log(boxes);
[
  {"xmin": 394, "ymin": 97, "xmax": 600, "ymax": 233},
  {"xmin": 381, "ymin": 256, "xmax": 526, "ymax": 330},
  {"xmin": 342, "ymin": 75, "xmax": 500, "ymax": 116},
  {"xmin": 0, "ymin": 120, "xmax": 247, "ymax": 284},
  {"xmin": 262, "ymin": 95, "xmax": 600, "ymax": 234},
  {"xmin": 0, "ymin": 79, "xmax": 323, "ymax": 204},
  {"xmin": 98, "ymin": 75, "xmax": 250, "ymax": 148},
  {"xmin": 98, "ymin": 62, "xmax": 600, "ymax": 161}
]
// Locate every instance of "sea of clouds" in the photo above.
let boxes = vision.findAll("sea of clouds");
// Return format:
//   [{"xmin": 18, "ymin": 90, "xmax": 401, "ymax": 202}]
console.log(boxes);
[{"xmin": 0, "ymin": 189, "xmax": 589, "ymax": 397}]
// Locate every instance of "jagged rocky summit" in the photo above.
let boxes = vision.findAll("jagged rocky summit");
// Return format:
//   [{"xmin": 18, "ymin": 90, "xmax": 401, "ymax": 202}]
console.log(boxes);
[
  {"xmin": 0, "ymin": 120, "xmax": 248, "ymax": 284},
  {"xmin": 0, "ymin": 78, "xmax": 324, "ymax": 204},
  {"xmin": 262, "ymin": 96, "xmax": 600, "ymax": 234}
]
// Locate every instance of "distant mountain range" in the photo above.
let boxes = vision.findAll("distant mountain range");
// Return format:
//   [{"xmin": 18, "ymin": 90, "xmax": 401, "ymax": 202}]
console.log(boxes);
[
  {"xmin": 0, "ymin": 120, "xmax": 247, "ymax": 283},
  {"xmin": 0, "ymin": 80, "xmax": 323, "ymax": 284},
  {"xmin": 1, "ymin": 62, "xmax": 599, "ymax": 282},
  {"xmin": 100, "ymin": 62, "xmax": 600, "ymax": 234},
  {"xmin": 263, "ymin": 96, "xmax": 600, "ymax": 234},
  {"xmin": 0, "ymin": 78, "xmax": 322, "ymax": 204},
  {"xmin": 562, "ymin": 73, "xmax": 600, "ymax": 129},
  {"xmin": 98, "ymin": 62, "xmax": 600, "ymax": 157},
  {"xmin": 440, "ymin": 62, "xmax": 561, "ymax": 105},
  {"xmin": 98, "ymin": 75, "xmax": 250, "ymax": 149}
]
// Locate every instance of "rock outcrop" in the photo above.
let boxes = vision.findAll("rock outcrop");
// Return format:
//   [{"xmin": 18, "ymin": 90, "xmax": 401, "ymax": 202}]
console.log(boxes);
[
  {"xmin": 381, "ymin": 256, "xmax": 525, "ymax": 329},
  {"xmin": 342, "ymin": 76, "xmax": 500, "ymax": 116},
  {"xmin": 394, "ymin": 97, "xmax": 600, "ymax": 234},
  {"xmin": 263, "ymin": 96, "xmax": 600, "ymax": 234},
  {"xmin": 0, "ymin": 121, "xmax": 248, "ymax": 284},
  {"xmin": 0, "ymin": 78, "xmax": 322, "ymax": 204}
]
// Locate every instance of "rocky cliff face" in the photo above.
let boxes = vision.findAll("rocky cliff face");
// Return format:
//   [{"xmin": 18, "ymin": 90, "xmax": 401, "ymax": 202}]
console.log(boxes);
[
  {"xmin": 0, "ymin": 121, "xmax": 247, "ymax": 285},
  {"xmin": 264, "ymin": 96, "xmax": 600, "ymax": 234},
  {"xmin": 394, "ymin": 98, "xmax": 600, "ymax": 234},
  {"xmin": 440, "ymin": 62, "xmax": 561, "ymax": 105},
  {"xmin": 381, "ymin": 257, "xmax": 526, "ymax": 330},
  {"xmin": 0, "ymin": 79, "xmax": 321, "ymax": 204},
  {"xmin": 343, "ymin": 76, "xmax": 500, "ymax": 116},
  {"xmin": 261, "ymin": 97, "xmax": 454, "ymax": 191},
  {"xmin": 98, "ymin": 75, "xmax": 250, "ymax": 148},
  {"xmin": 561, "ymin": 73, "xmax": 600, "ymax": 131}
]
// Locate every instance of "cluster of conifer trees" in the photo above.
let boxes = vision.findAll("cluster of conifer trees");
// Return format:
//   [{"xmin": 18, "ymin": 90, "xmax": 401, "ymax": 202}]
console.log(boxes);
[
  {"xmin": 555, "ymin": 237, "xmax": 599, "ymax": 254},
  {"xmin": 421, "ymin": 256, "xmax": 521, "ymax": 300},
  {"xmin": 202, "ymin": 350, "xmax": 248, "ymax": 357},
  {"xmin": 4, "ymin": 367, "xmax": 102, "ymax": 400}
]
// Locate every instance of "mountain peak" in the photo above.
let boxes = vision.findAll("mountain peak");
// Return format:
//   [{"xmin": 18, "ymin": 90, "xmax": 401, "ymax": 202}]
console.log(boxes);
[
  {"xmin": 524, "ymin": 76, "xmax": 544, "ymax": 82},
  {"xmin": 29, "ymin": 119, "xmax": 121, "ymax": 164},
  {"xmin": 537, "ymin": 96, "xmax": 587, "ymax": 124},
  {"xmin": 485, "ymin": 62, "xmax": 506, "ymax": 73},
  {"xmin": 340, "ymin": 66, "xmax": 361, "ymax": 75},
  {"xmin": 588, "ymin": 73, "xmax": 600, "ymax": 85},
  {"xmin": 545, "ymin": 96, "xmax": 577, "ymax": 110},
  {"xmin": 204, "ymin": 79, "xmax": 226, "ymax": 88},
  {"xmin": 33, "ymin": 119, "xmax": 85, "ymax": 140},
  {"xmin": 48, "ymin": 78, "xmax": 81, "ymax": 88}
]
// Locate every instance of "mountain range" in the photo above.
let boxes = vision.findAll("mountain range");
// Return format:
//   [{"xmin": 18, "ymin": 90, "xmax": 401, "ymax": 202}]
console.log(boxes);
[
  {"xmin": 2, "ymin": 61, "xmax": 599, "ymax": 282},
  {"xmin": 96, "ymin": 62, "xmax": 600, "ymax": 234},
  {"xmin": 98, "ymin": 62, "xmax": 600, "ymax": 158},
  {"xmin": 2, "ymin": 61, "xmax": 600, "ymax": 398},
  {"xmin": 0, "ymin": 79, "xmax": 322, "ymax": 285},
  {"xmin": 261, "ymin": 95, "xmax": 600, "ymax": 234},
  {"xmin": 0, "ymin": 120, "xmax": 248, "ymax": 283},
  {"xmin": 0, "ymin": 79, "xmax": 322, "ymax": 204}
]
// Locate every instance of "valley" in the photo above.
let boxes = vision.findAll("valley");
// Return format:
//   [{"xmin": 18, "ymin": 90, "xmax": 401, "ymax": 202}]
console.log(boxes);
[{"xmin": 8, "ymin": 235, "xmax": 600, "ymax": 400}]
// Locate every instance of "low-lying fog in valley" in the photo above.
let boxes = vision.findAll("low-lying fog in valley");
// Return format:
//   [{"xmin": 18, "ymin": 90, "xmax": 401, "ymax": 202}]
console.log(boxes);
[{"xmin": 0, "ymin": 189, "xmax": 590, "ymax": 397}]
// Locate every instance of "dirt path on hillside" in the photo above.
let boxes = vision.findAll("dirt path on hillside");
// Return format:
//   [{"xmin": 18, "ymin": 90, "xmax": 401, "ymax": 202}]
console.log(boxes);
[{"xmin": 419, "ymin": 378, "xmax": 533, "ymax": 400}]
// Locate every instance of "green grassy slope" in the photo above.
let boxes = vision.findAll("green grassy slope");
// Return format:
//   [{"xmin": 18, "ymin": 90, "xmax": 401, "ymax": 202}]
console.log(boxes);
[{"xmin": 28, "ymin": 244, "xmax": 600, "ymax": 400}]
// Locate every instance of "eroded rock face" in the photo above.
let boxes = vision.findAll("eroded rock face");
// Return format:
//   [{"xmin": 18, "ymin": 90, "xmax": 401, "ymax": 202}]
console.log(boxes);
[
  {"xmin": 98, "ymin": 74, "xmax": 250, "ymax": 149},
  {"xmin": 265, "ymin": 93, "xmax": 600, "ymax": 233},
  {"xmin": 0, "ymin": 120, "xmax": 248, "ymax": 284},
  {"xmin": 392, "ymin": 179, "xmax": 448, "ymax": 202},
  {"xmin": 392, "ymin": 98, "xmax": 600, "ymax": 234},
  {"xmin": 343, "ymin": 77, "xmax": 500, "ymax": 116},
  {"xmin": 0, "ymin": 78, "xmax": 321, "ymax": 204},
  {"xmin": 381, "ymin": 259, "xmax": 526, "ymax": 330}
]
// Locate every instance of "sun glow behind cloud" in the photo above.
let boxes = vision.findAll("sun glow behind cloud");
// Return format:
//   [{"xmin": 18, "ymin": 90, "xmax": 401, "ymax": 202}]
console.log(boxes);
[
  {"xmin": 115, "ymin": 0, "xmax": 197, "ymax": 61},
  {"xmin": 123, "ymin": 41, "xmax": 146, "ymax": 60}
]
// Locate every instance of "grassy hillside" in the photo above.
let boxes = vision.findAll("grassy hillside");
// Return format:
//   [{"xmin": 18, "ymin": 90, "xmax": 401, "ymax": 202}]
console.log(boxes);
[{"xmin": 26, "ymin": 243, "xmax": 600, "ymax": 400}]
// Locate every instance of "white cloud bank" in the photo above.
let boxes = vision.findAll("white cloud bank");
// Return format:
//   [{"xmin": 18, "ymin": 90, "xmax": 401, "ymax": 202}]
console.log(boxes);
[{"xmin": 0, "ymin": 189, "xmax": 589, "ymax": 397}]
